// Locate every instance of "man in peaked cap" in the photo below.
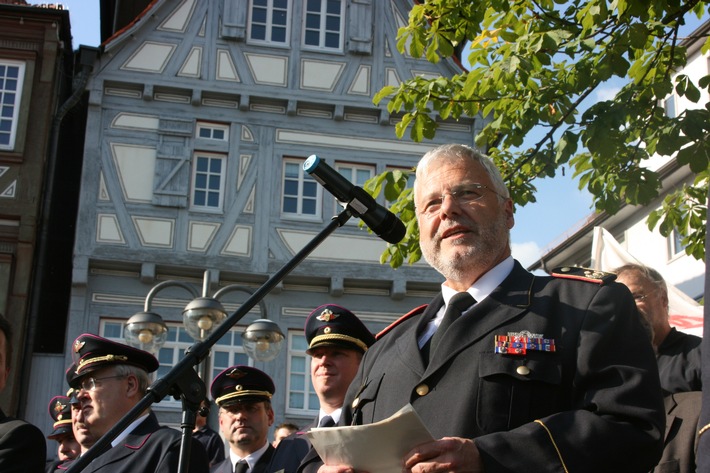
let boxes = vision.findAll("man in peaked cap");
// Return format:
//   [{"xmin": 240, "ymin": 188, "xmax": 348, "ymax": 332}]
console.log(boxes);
[
  {"xmin": 44, "ymin": 395, "xmax": 81, "ymax": 472},
  {"xmin": 267, "ymin": 304, "xmax": 375, "ymax": 473},
  {"xmin": 58, "ymin": 333, "xmax": 209, "ymax": 473},
  {"xmin": 210, "ymin": 365, "xmax": 276, "ymax": 473}
]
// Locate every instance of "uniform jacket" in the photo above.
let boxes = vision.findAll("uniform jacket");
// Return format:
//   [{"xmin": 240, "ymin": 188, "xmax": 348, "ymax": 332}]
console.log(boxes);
[
  {"xmin": 267, "ymin": 420, "xmax": 315, "ymax": 473},
  {"xmin": 211, "ymin": 444, "xmax": 274, "ymax": 473},
  {"xmin": 299, "ymin": 261, "xmax": 665, "ymax": 473},
  {"xmin": 652, "ymin": 391, "xmax": 701, "ymax": 473},
  {"xmin": 193, "ymin": 424, "xmax": 226, "ymax": 467},
  {"xmin": 657, "ymin": 328, "xmax": 702, "ymax": 395},
  {"xmin": 56, "ymin": 412, "xmax": 209, "ymax": 473},
  {"xmin": 0, "ymin": 408, "xmax": 47, "ymax": 473}
]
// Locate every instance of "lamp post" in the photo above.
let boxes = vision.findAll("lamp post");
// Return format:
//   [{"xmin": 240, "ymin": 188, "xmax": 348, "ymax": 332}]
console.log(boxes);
[{"xmin": 124, "ymin": 270, "xmax": 284, "ymax": 373}]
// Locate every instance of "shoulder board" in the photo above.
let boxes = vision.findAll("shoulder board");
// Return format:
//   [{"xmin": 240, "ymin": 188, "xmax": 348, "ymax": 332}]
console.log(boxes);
[
  {"xmin": 376, "ymin": 304, "xmax": 428, "ymax": 340},
  {"xmin": 551, "ymin": 266, "xmax": 616, "ymax": 285}
]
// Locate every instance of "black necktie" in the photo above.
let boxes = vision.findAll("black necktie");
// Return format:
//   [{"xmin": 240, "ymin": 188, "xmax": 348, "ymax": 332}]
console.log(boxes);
[
  {"xmin": 428, "ymin": 292, "xmax": 475, "ymax": 357},
  {"xmin": 234, "ymin": 460, "xmax": 248, "ymax": 473},
  {"xmin": 318, "ymin": 415, "xmax": 335, "ymax": 428}
]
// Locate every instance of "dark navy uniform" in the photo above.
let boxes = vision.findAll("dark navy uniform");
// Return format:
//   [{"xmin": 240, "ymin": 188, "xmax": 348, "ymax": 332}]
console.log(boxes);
[
  {"xmin": 0, "ymin": 409, "xmax": 46, "ymax": 473},
  {"xmin": 299, "ymin": 261, "xmax": 665, "ymax": 472},
  {"xmin": 657, "ymin": 327, "xmax": 702, "ymax": 395}
]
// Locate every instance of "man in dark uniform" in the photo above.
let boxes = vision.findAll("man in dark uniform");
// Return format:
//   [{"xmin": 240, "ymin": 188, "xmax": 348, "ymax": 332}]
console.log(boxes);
[
  {"xmin": 615, "ymin": 263, "xmax": 702, "ymax": 473},
  {"xmin": 61, "ymin": 333, "xmax": 209, "ymax": 473},
  {"xmin": 44, "ymin": 394, "xmax": 81, "ymax": 472},
  {"xmin": 304, "ymin": 144, "xmax": 665, "ymax": 473},
  {"xmin": 268, "ymin": 304, "xmax": 375, "ymax": 473},
  {"xmin": 615, "ymin": 263, "xmax": 702, "ymax": 394},
  {"xmin": 210, "ymin": 365, "xmax": 275, "ymax": 473}
]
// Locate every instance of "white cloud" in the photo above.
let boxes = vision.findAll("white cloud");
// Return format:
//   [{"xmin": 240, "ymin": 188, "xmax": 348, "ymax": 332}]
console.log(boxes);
[
  {"xmin": 511, "ymin": 241, "xmax": 543, "ymax": 269},
  {"xmin": 596, "ymin": 85, "xmax": 621, "ymax": 101}
]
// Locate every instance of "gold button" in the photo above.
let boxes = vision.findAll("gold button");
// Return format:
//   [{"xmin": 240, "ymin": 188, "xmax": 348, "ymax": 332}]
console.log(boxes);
[
  {"xmin": 516, "ymin": 366, "xmax": 530, "ymax": 376},
  {"xmin": 415, "ymin": 384, "xmax": 430, "ymax": 396},
  {"xmin": 324, "ymin": 327, "xmax": 331, "ymax": 334}
]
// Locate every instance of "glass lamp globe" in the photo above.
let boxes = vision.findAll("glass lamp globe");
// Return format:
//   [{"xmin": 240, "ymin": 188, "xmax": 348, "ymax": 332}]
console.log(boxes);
[
  {"xmin": 183, "ymin": 297, "xmax": 227, "ymax": 341},
  {"xmin": 124, "ymin": 311, "xmax": 168, "ymax": 354},
  {"xmin": 242, "ymin": 319, "xmax": 285, "ymax": 362}
]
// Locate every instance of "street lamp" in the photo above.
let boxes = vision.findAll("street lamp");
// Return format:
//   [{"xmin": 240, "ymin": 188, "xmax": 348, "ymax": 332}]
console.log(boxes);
[{"xmin": 124, "ymin": 270, "xmax": 284, "ymax": 363}]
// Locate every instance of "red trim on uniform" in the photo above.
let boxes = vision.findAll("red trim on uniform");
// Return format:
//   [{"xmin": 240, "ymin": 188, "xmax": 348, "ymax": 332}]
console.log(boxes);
[
  {"xmin": 376, "ymin": 304, "xmax": 428, "ymax": 339},
  {"xmin": 551, "ymin": 272, "xmax": 604, "ymax": 285}
]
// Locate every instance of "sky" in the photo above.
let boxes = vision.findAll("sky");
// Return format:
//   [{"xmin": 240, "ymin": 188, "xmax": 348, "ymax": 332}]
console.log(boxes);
[{"xmin": 43, "ymin": 1, "xmax": 708, "ymax": 269}]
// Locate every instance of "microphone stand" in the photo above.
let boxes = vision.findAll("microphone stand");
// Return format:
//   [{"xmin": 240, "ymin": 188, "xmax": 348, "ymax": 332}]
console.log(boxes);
[{"xmin": 67, "ymin": 209, "xmax": 354, "ymax": 473}]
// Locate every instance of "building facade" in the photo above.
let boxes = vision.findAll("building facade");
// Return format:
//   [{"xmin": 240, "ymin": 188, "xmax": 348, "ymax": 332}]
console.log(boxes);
[
  {"xmin": 0, "ymin": 1, "xmax": 84, "ymax": 417},
  {"xmin": 24, "ymin": 0, "xmax": 486, "ymax": 447}
]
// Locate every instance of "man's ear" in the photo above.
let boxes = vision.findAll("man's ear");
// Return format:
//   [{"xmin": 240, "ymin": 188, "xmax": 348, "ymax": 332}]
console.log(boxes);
[{"xmin": 125, "ymin": 374, "xmax": 139, "ymax": 396}]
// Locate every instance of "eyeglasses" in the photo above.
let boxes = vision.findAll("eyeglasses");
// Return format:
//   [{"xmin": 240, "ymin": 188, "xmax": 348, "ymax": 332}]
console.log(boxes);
[
  {"xmin": 77, "ymin": 374, "xmax": 126, "ymax": 392},
  {"xmin": 416, "ymin": 184, "xmax": 504, "ymax": 218},
  {"xmin": 632, "ymin": 293, "xmax": 649, "ymax": 302}
]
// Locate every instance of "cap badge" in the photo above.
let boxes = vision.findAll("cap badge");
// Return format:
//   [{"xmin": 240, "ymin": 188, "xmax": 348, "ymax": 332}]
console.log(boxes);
[
  {"xmin": 226, "ymin": 368, "xmax": 246, "ymax": 380},
  {"xmin": 317, "ymin": 309, "xmax": 338, "ymax": 322},
  {"xmin": 73, "ymin": 340, "xmax": 85, "ymax": 353},
  {"xmin": 54, "ymin": 401, "xmax": 66, "ymax": 414}
]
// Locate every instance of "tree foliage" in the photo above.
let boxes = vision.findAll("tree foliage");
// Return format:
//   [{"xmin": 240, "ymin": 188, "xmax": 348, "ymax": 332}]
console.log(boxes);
[{"xmin": 368, "ymin": 0, "xmax": 710, "ymax": 267}]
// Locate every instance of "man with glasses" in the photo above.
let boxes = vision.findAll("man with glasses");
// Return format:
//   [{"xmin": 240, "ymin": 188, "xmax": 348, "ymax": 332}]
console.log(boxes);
[
  {"xmin": 615, "ymin": 263, "xmax": 702, "ymax": 394},
  {"xmin": 308, "ymin": 144, "xmax": 665, "ymax": 473},
  {"xmin": 210, "ymin": 365, "xmax": 275, "ymax": 473},
  {"xmin": 615, "ymin": 264, "xmax": 701, "ymax": 473},
  {"xmin": 60, "ymin": 333, "xmax": 209, "ymax": 473}
]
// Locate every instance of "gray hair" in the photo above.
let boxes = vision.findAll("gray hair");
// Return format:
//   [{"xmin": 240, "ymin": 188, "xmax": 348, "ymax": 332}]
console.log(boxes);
[
  {"xmin": 113, "ymin": 364, "xmax": 151, "ymax": 394},
  {"xmin": 614, "ymin": 263, "xmax": 668, "ymax": 293},
  {"xmin": 414, "ymin": 144, "xmax": 509, "ymax": 199}
]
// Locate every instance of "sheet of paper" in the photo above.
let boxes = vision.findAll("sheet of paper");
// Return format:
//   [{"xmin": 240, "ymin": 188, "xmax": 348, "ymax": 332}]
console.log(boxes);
[{"xmin": 305, "ymin": 404, "xmax": 434, "ymax": 473}]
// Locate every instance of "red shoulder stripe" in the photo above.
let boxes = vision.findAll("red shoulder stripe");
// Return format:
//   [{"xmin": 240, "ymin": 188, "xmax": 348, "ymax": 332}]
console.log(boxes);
[{"xmin": 376, "ymin": 304, "xmax": 428, "ymax": 340}]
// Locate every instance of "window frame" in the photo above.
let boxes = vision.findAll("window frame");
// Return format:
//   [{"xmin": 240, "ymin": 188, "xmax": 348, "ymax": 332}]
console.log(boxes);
[
  {"xmin": 302, "ymin": 0, "xmax": 345, "ymax": 52},
  {"xmin": 669, "ymin": 227, "xmax": 687, "ymax": 258},
  {"xmin": 190, "ymin": 152, "xmax": 227, "ymax": 213},
  {"xmin": 0, "ymin": 60, "xmax": 26, "ymax": 151},
  {"xmin": 282, "ymin": 157, "xmax": 322, "ymax": 219},
  {"xmin": 248, "ymin": 0, "xmax": 292, "ymax": 46},
  {"xmin": 196, "ymin": 121, "xmax": 229, "ymax": 142}
]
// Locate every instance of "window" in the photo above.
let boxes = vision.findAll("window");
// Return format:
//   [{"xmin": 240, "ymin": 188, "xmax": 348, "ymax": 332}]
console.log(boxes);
[
  {"xmin": 303, "ymin": 0, "xmax": 344, "ymax": 50},
  {"xmin": 664, "ymin": 95, "xmax": 676, "ymax": 118},
  {"xmin": 336, "ymin": 163, "xmax": 374, "ymax": 222},
  {"xmin": 0, "ymin": 61, "xmax": 25, "ymax": 150},
  {"xmin": 191, "ymin": 153, "xmax": 226, "ymax": 212},
  {"xmin": 670, "ymin": 228, "xmax": 687, "ymax": 257},
  {"xmin": 282, "ymin": 158, "xmax": 321, "ymax": 217},
  {"xmin": 286, "ymin": 332, "xmax": 318, "ymax": 415},
  {"xmin": 196, "ymin": 122, "xmax": 229, "ymax": 141},
  {"xmin": 249, "ymin": 0, "xmax": 290, "ymax": 45},
  {"xmin": 101, "ymin": 320, "xmax": 252, "ymax": 407}
]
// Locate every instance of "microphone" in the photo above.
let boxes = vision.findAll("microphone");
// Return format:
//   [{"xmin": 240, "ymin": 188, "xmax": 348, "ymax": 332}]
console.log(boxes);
[{"xmin": 303, "ymin": 155, "xmax": 406, "ymax": 244}]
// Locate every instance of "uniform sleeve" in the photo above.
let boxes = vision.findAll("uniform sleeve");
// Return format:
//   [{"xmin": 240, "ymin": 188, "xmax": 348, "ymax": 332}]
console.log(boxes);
[
  {"xmin": 0, "ymin": 420, "xmax": 47, "ymax": 473},
  {"xmin": 474, "ymin": 282, "xmax": 665, "ymax": 473}
]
